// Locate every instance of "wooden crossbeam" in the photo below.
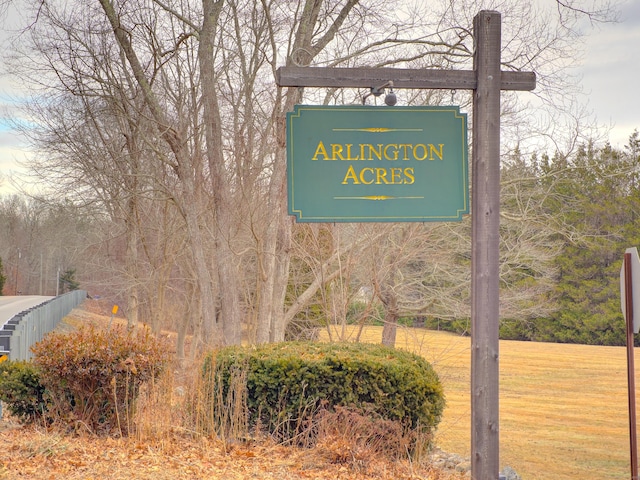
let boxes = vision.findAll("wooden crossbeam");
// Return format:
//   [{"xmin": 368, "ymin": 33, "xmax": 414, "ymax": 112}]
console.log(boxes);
[{"xmin": 276, "ymin": 65, "xmax": 535, "ymax": 91}]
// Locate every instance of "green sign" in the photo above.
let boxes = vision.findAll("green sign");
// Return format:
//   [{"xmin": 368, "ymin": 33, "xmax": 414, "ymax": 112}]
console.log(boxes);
[{"xmin": 287, "ymin": 105, "xmax": 468, "ymax": 222}]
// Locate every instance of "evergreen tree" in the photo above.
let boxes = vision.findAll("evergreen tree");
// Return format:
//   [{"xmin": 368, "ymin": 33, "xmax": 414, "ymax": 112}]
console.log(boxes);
[
  {"xmin": 0, "ymin": 257, "xmax": 6, "ymax": 295},
  {"xmin": 541, "ymin": 138, "xmax": 640, "ymax": 345},
  {"xmin": 59, "ymin": 269, "xmax": 80, "ymax": 294}
]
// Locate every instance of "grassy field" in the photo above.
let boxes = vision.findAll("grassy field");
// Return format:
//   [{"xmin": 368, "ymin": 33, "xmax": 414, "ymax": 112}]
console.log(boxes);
[{"xmin": 323, "ymin": 325, "xmax": 637, "ymax": 480}]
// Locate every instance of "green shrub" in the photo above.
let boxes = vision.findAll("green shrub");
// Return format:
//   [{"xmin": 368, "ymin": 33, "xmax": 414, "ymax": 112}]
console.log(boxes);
[
  {"xmin": 31, "ymin": 325, "xmax": 168, "ymax": 435},
  {"xmin": 204, "ymin": 341, "xmax": 445, "ymax": 445},
  {"xmin": 0, "ymin": 360, "xmax": 47, "ymax": 422},
  {"xmin": 424, "ymin": 317, "xmax": 470, "ymax": 335},
  {"xmin": 499, "ymin": 318, "xmax": 538, "ymax": 341}
]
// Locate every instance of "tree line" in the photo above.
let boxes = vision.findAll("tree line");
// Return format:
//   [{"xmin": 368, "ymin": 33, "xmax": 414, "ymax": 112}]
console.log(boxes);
[
  {"xmin": 3, "ymin": 132, "xmax": 639, "ymax": 347},
  {"xmin": 0, "ymin": 0, "xmax": 621, "ymax": 352}
]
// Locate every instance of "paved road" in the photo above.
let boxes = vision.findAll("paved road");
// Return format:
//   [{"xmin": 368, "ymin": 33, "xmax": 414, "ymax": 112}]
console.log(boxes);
[{"xmin": 0, "ymin": 295, "xmax": 54, "ymax": 326}]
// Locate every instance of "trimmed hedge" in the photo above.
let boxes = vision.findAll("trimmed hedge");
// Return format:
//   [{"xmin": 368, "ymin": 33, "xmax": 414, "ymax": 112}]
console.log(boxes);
[
  {"xmin": 206, "ymin": 341, "xmax": 445, "ymax": 441},
  {"xmin": 0, "ymin": 360, "xmax": 47, "ymax": 422}
]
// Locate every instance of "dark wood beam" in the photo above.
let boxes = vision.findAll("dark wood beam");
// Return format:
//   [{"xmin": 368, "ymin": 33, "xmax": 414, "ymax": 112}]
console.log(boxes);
[
  {"xmin": 471, "ymin": 10, "xmax": 502, "ymax": 480},
  {"xmin": 276, "ymin": 65, "xmax": 535, "ymax": 91}
]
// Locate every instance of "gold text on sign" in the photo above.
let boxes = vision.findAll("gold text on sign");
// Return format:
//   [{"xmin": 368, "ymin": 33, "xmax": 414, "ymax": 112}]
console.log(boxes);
[{"xmin": 311, "ymin": 142, "xmax": 444, "ymax": 162}]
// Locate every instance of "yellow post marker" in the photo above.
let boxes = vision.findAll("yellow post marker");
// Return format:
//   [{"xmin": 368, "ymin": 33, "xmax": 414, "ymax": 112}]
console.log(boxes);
[{"xmin": 109, "ymin": 305, "xmax": 119, "ymax": 330}]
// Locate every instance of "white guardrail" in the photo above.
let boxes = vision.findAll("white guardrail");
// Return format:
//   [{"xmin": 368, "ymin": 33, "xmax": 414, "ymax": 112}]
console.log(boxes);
[{"xmin": 0, "ymin": 290, "xmax": 87, "ymax": 361}]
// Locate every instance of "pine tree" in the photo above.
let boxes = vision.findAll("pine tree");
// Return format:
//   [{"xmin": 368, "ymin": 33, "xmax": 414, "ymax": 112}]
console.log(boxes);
[
  {"xmin": 543, "ymin": 139, "xmax": 640, "ymax": 345},
  {"xmin": 59, "ymin": 269, "xmax": 80, "ymax": 293},
  {"xmin": 0, "ymin": 257, "xmax": 6, "ymax": 295}
]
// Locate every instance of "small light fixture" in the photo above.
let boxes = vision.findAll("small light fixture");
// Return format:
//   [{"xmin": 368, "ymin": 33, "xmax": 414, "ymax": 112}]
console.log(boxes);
[
  {"xmin": 362, "ymin": 81, "xmax": 396, "ymax": 106},
  {"xmin": 384, "ymin": 87, "xmax": 397, "ymax": 106}
]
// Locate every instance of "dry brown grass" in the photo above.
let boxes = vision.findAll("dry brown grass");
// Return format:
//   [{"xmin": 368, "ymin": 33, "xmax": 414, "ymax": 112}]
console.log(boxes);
[
  {"xmin": 18, "ymin": 303, "xmax": 637, "ymax": 479},
  {"xmin": 323, "ymin": 325, "xmax": 637, "ymax": 480},
  {"xmin": 1, "ymin": 307, "xmax": 468, "ymax": 480}
]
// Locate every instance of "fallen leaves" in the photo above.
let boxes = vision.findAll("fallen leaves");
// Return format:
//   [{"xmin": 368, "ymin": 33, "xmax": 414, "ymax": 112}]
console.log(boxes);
[
  {"xmin": 0, "ymin": 306, "xmax": 467, "ymax": 480},
  {"xmin": 0, "ymin": 421, "xmax": 465, "ymax": 480}
]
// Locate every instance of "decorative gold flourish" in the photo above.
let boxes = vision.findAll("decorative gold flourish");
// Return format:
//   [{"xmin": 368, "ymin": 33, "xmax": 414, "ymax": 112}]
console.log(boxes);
[
  {"xmin": 334, "ymin": 196, "xmax": 424, "ymax": 201},
  {"xmin": 332, "ymin": 128, "xmax": 423, "ymax": 133}
]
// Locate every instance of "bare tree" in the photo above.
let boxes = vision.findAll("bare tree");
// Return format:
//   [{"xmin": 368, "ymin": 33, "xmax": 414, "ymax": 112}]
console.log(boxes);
[{"xmin": 4, "ymin": 0, "xmax": 617, "ymax": 350}]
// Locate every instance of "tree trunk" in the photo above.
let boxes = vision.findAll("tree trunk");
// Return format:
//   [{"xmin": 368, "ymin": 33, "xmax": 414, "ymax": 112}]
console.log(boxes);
[
  {"xmin": 199, "ymin": 0, "xmax": 242, "ymax": 345},
  {"xmin": 182, "ymin": 186, "xmax": 221, "ymax": 344},
  {"xmin": 176, "ymin": 309, "xmax": 189, "ymax": 361},
  {"xmin": 259, "ymin": 97, "xmax": 297, "ymax": 343},
  {"xmin": 270, "ymin": 213, "xmax": 293, "ymax": 342},
  {"xmin": 125, "ymin": 196, "xmax": 139, "ymax": 329},
  {"xmin": 380, "ymin": 283, "xmax": 399, "ymax": 347}
]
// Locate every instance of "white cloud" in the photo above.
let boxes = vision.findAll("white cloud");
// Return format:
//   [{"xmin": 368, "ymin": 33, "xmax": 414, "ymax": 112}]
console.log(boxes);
[{"xmin": 575, "ymin": 0, "xmax": 640, "ymax": 147}]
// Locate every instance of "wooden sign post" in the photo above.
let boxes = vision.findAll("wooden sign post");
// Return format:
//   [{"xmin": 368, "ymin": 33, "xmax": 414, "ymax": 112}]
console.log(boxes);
[
  {"xmin": 621, "ymin": 248, "xmax": 640, "ymax": 480},
  {"xmin": 471, "ymin": 12, "xmax": 502, "ymax": 480},
  {"xmin": 277, "ymin": 11, "xmax": 535, "ymax": 480}
]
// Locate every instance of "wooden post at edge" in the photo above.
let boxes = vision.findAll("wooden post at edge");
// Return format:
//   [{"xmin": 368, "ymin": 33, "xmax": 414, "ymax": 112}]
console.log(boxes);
[
  {"xmin": 471, "ymin": 10, "xmax": 502, "ymax": 480},
  {"xmin": 624, "ymin": 252, "xmax": 639, "ymax": 480}
]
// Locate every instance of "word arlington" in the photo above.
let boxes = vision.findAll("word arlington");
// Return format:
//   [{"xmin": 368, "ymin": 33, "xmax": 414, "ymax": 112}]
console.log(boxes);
[{"xmin": 311, "ymin": 141, "xmax": 445, "ymax": 185}]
